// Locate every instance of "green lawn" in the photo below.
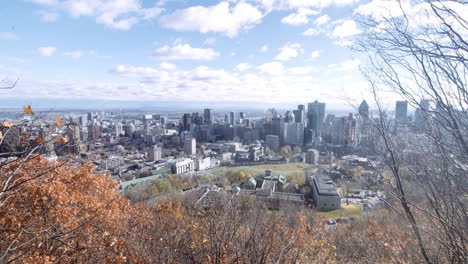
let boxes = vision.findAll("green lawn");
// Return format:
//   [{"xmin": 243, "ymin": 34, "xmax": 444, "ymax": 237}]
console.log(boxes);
[
  {"xmin": 316, "ymin": 204, "xmax": 363, "ymax": 220},
  {"xmin": 245, "ymin": 163, "xmax": 314, "ymax": 172}
]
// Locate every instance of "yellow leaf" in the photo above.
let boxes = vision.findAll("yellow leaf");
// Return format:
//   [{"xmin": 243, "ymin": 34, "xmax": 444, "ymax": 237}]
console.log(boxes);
[
  {"xmin": 1, "ymin": 122, "xmax": 13, "ymax": 128},
  {"xmin": 22, "ymin": 105, "xmax": 35, "ymax": 115},
  {"xmin": 0, "ymin": 131, "xmax": 2, "ymax": 140},
  {"xmin": 55, "ymin": 116, "xmax": 63, "ymax": 128}
]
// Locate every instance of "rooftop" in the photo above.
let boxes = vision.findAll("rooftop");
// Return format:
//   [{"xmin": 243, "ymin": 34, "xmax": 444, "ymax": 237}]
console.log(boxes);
[{"xmin": 312, "ymin": 174, "xmax": 339, "ymax": 196}]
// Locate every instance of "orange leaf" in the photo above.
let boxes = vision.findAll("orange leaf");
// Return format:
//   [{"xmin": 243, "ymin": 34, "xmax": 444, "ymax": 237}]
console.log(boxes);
[
  {"xmin": 22, "ymin": 133, "xmax": 29, "ymax": 140},
  {"xmin": 1, "ymin": 122, "xmax": 13, "ymax": 128},
  {"xmin": 55, "ymin": 135, "xmax": 69, "ymax": 143},
  {"xmin": 68, "ymin": 152, "xmax": 76, "ymax": 156},
  {"xmin": 33, "ymin": 137, "xmax": 44, "ymax": 143},
  {"xmin": 0, "ymin": 131, "xmax": 3, "ymax": 140},
  {"xmin": 22, "ymin": 105, "xmax": 35, "ymax": 115},
  {"xmin": 69, "ymin": 125, "xmax": 76, "ymax": 130},
  {"xmin": 55, "ymin": 116, "xmax": 63, "ymax": 128}
]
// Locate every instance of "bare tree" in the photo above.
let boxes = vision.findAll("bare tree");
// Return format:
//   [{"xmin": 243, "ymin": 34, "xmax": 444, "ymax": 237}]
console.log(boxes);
[{"xmin": 355, "ymin": 0, "xmax": 467, "ymax": 263}]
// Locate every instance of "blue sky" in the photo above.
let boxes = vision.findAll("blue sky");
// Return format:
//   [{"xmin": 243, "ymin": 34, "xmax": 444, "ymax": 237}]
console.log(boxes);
[{"xmin": 0, "ymin": 0, "xmax": 399, "ymax": 107}]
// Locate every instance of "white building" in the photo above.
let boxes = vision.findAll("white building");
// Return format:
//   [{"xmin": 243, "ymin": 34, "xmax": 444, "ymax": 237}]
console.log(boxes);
[
  {"xmin": 169, "ymin": 158, "xmax": 194, "ymax": 174},
  {"xmin": 184, "ymin": 138, "xmax": 196, "ymax": 155},
  {"xmin": 194, "ymin": 157, "xmax": 211, "ymax": 171},
  {"xmin": 147, "ymin": 145, "xmax": 162, "ymax": 162}
]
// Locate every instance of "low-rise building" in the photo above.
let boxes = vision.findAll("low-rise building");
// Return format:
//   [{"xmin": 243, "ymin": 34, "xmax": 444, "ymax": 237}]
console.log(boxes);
[
  {"xmin": 168, "ymin": 158, "xmax": 194, "ymax": 174},
  {"xmin": 309, "ymin": 174, "xmax": 341, "ymax": 211}
]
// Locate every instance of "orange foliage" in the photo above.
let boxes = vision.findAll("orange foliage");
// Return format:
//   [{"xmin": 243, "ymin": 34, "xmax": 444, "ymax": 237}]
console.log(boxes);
[
  {"xmin": 0, "ymin": 158, "xmax": 133, "ymax": 263},
  {"xmin": 22, "ymin": 105, "xmax": 35, "ymax": 115}
]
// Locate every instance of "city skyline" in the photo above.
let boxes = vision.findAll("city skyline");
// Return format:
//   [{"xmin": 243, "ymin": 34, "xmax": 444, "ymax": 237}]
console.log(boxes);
[{"xmin": 0, "ymin": 0, "xmax": 421, "ymax": 105}]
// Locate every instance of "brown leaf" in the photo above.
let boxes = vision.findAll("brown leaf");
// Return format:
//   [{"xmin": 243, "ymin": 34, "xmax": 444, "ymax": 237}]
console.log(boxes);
[
  {"xmin": 0, "ymin": 131, "xmax": 2, "ymax": 140},
  {"xmin": 22, "ymin": 105, "xmax": 35, "ymax": 115},
  {"xmin": 55, "ymin": 116, "xmax": 63, "ymax": 128},
  {"xmin": 33, "ymin": 137, "xmax": 44, "ymax": 143}
]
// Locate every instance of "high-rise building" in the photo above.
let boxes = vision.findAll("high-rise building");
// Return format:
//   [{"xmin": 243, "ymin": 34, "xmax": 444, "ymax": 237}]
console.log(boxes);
[
  {"xmin": 293, "ymin": 109, "xmax": 304, "ymax": 123},
  {"xmin": 148, "ymin": 145, "xmax": 162, "ymax": 162},
  {"xmin": 307, "ymin": 100, "xmax": 326, "ymax": 134},
  {"xmin": 184, "ymin": 138, "xmax": 196, "ymax": 155},
  {"xmin": 266, "ymin": 135, "xmax": 280, "ymax": 152},
  {"xmin": 414, "ymin": 99, "xmax": 431, "ymax": 130},
  {"xmin": 298, "ymin": 105, "xmax": 305, "ymax": 112},
  {"xmin": 395, "ymin": 101, "xmax": 408, "ymax": 122},
  {"xmin": 239, "ymin": 112, "xmax": 245, "ymax": 119},
  {"xmin": 359, "ymin": 100, "xmax": 369, "ymax": 118},
  {"xmin": 182, "ymin": 113, "xmax": 192, "ymax": 131},
  {"xmin": 284, "ymin": 122, "xmax": 305, "ymax": 146},
  {"xmin": 204, "ymin": 108, "xmax": 213, "ymax": 125},
  {"xmin": 230, "ymin": 112, "xmax": 235, "ymax": 126},
  {"xmin": 224, "ymin": 114, "xmax": 230, "ymax": 124}
]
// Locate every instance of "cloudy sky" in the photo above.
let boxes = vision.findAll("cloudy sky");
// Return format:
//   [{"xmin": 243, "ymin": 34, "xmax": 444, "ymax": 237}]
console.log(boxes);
[{"xmin": 0, "ymin": 0, "xmax": 408, "ymax": 108}]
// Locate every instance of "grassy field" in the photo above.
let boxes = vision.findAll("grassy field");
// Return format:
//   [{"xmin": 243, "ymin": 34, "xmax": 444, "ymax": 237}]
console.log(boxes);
[{"xmin": 316, "ymin": 204, "xmax": 363, "ymax": 220}]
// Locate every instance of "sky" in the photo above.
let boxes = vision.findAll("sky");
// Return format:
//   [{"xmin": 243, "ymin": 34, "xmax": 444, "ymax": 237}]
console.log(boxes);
[{"xmin": 0, "ymin": 0, "xmax": 412, "ymax": 109}]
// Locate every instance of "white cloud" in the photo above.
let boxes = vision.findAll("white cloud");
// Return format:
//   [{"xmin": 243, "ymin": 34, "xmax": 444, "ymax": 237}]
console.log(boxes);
[
  {"xmin": 354, "ymin": 0, "xmax": 410, "ymax": 21},
  {"xmin": 37, "ymin": 10, "xmax": 59, "ymax": 21},
  {"xmin": 0, "ymin": 32, "xmax": 18, "ymax": 40},
  {"xmin": 274, "ymin": 43, "xmax": 303, "ymax": 61},
  {"xmin": 314, "ymin": 14, "xmax": 330, "ymax": 25},
  {"xmin": 160, "ymin": 2, "xmax": 263, "ymax": 37},
  {"xmin": 160, "ymin": 62, "xmax": 176, "ymax": 70},
  {"xmin": 152, "ymin": 44, "xmax": 220, "ymax": 60},
  {"xmin": 236, "ymin": 63, "xmax": 253, "ymax": 71},
  {"xmin": 61, "ymin": 51, "xmax": 84, "ymax": 59},
  {"xmin": 288, "ymin": 66, "xmax": 317, "ymax": 75},
  {"xmin": 310, "ymin": 50, "xmax": 321, "ymax": 59},
  {"xmin": 302, "ymin": 27, "xmax": 319, "ymax": 36},
  {"xmin": 27, "ymin": 0, "xmax": 163, "ymax": 30},
  {"xmin": 36, "ymin": 46, "xmax": 57, "ymax": 56},
  {"xmin": 204, "ymin": 38, "xmax": 216, "ymax": 46},
  {"xmin": 334, "ymin": 40, "xmax": 353, "ymax": 46},
  {"xmin": 255, "ymin": 0, "xmax": 360, "ymax": 10},
  {"xmin": 256, "ymin": 61, "xmax": 285, "ymax": 75},
  {"xmin": 281, "ymin": 8, "xmax": 319, "ymax": 26},
  {"xmin": 328, "ymin": 59, "xmax": 361, "ymax": 71},
  {"xmin": 331, "ymin": 19, "xmax": 361, "ymax": 38},
  {"xmin": 260, "ymin": 44, "xmax": 269, "ymax": 52}
]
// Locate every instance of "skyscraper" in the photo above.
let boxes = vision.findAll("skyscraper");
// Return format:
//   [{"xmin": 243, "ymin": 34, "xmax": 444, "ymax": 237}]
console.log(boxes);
[
  {"xmin": 182, "ymin": 113, "xmax": 192, "ymax": 131},
  {"xmin": 414, "ymin": 99, "xmax": 431, "ymax": 130},
  {"xmin": 203, "ymin": 108, "xmax": 213, "ymax": 125},
  {"xmin": 395, "ymin": 101, "xmax": 408, "ymax": 122},
  {"xmin": 148, "ymin": 145, "xmax": 162, "ymax": 162},
  {"xmin": 307, "ymin": 100, "xmax": 326, "ymax": 134},
  {"xmin": 358, "ymin": 100, "xmax": 369, "ymax": 118},
  {"xmin": 230, "ymin": 112, "xmax": 235, "ymax": 126},
  {"xmin": 184, "ymin": 138, "xmax": 196, "ymax": 155}
]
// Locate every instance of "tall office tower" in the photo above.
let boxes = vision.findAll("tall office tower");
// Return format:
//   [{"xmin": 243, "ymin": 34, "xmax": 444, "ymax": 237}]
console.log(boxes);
[
  {"xmin": 271, "ymin": 117, "xmax": 284, "ymax": 145},
  {"xmin": 307, "ymin": 100, "xmax": 326, "ymax": 134},
  {"xmin": 293, "ymin": 109, "xmax": 304, "ymax": 123},
  {"xmin": 330, "ymin": 116, "xmax": 346, "ymax": 145},
  {"xmin": 184, "ymin": 138, "xmax": 196, "ymax": 155},
  {"xmin": 224, "ymin": 113, "xmax": 230, "ymax": 124},
  {"xmin": 345, "ymin": 113, "xmax": 357, "ymax": 146},
  {"xmin": 284, "ymin": 122, "xmax": 305, "ymax": 146},
  {"xmin": 266, "ymin": 135, "xmax": 280, "ymax": 152},
  {"xmin": 414, "ymin": 99, "xmax": 431, "ymax": 130},
  {"xmin": 359, "ymin": 100, "xmax": 369, "ymax": 118},
  {"xmin": 148, "ymin": 145, "xmax": 162, "ymax": 162},
  {"xmin": 79, "ymin": 114, "xmax": 88, "ymax": 127},
  {"xmin": 160, "ymin": 116, "xmax": 166, "ymax": 125},
  {"xmin": 284, "ymin": 111, "xmax": 294, "ymax": 123},
  {"xmin": 124, "ymin": 123, "xmax": 135, "ymax": 138},
  {"xmin": 87, "ymin": 112, "xmax": 93, "ymax": 122},
  {"xmin": 115, "ymin": 123, "xmax": 123, "ymax": 136},
  {"xmin": 230, "ymin": 112, "xmax": 235, "ymax": 126},
  {"xmin": 239, "ymin": 112, "xmax": 245, "ymax": 119},
  {"xmin": 38, "ymin": 126, "xmax": 55, "ymax": 155},
  {"xmin": 395, "ymin": 101, "xmax": 408, "ymax": 122},
  {"xmin": 298, "ymin": 105, "xmax": 305, "ymax": 112},
  {"xmin": 182, "ymin": 113, "xmax": 192, "ymax": 131},
  {"xmin": 204, "ymin": 108, "xmax": 213, "ymax": 125}
]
